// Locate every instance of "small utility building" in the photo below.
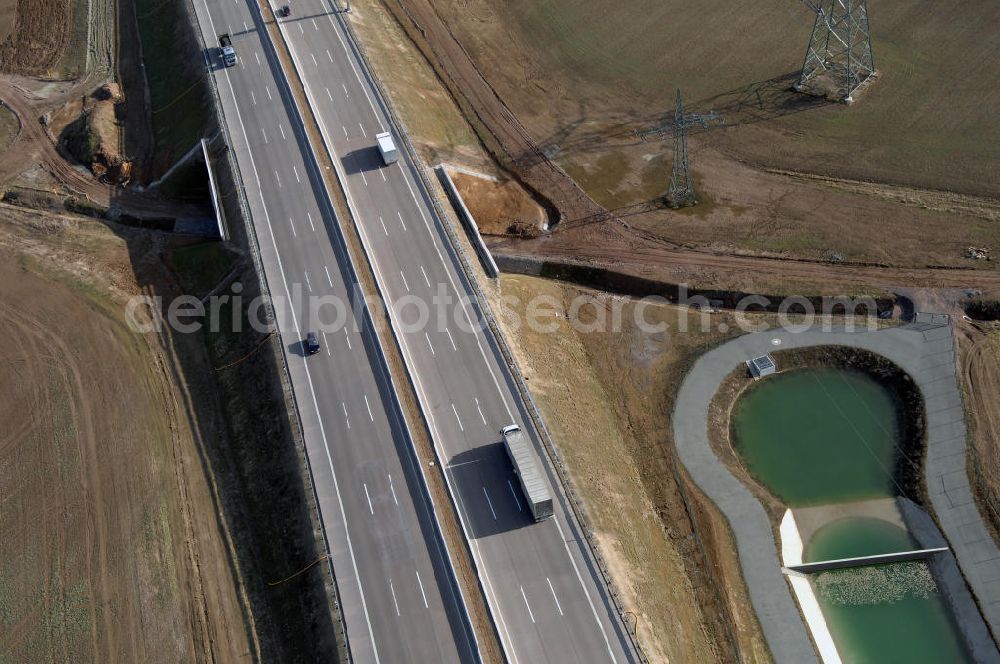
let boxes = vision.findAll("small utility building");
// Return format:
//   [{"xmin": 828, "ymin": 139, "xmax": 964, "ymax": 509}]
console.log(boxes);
[{"xmin": 747, "ymin": 354, "xmax": 777, "ymax": 379}]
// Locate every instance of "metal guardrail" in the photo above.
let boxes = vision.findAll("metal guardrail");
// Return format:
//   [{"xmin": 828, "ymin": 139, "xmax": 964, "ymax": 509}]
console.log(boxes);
[
  {"xmin": 182, "ymin": 1, "xmax": 353, "ymax": 660},
  {"xmin": 332, "ymin": 8, "xmax": 648, "ymax": 662}
]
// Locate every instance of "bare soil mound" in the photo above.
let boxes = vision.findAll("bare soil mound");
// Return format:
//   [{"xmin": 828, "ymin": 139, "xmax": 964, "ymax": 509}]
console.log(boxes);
[
  {"xmin": 451, "ymin": 170, "xmax": 546, "ymax": 235},
  {"xmin": 59, "ymin": 83, "xmax": 130, "ymax": 183}
]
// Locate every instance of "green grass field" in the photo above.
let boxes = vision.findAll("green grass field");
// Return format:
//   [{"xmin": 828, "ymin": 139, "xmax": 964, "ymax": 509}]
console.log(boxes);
[{"xmin": 441, "ymin": 0, "xmax": 1000, "ymax": 197}]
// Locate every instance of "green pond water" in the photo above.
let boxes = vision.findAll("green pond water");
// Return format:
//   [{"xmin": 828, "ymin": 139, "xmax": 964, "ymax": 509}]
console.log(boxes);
[
  {"xmin": 731, "ymin": 368, "xmax": 900, "ymax": 505},
  {"xmin": 804, "ymin": 517, "xmax": 971, "ymax": 664},
  {"xmin": 731, "ymin": 368, "xmax": 972, "ymax": 663}
]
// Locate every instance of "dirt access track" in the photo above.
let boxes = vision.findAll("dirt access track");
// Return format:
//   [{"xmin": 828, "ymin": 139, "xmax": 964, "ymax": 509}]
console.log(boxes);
[
  {"xmin": 0, "ymin": 78, "xmax": 201, "ymax": 218},
  {"xmin": 489, "ymin": 222, "xmax": 1000, "ymax": 299}
]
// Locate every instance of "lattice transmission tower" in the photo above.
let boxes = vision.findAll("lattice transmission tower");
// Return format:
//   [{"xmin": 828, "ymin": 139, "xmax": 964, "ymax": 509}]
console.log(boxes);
[
  {"xmin": 796, "ymin": 0, "xmax": 876, "ymax": 103},
  {"xmin": 637, "ymin": 89, "xmax": 718, "ymax": 208}
]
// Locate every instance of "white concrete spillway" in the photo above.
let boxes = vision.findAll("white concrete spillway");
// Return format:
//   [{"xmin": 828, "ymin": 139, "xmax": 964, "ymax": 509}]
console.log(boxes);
[{"xmin": 783, "ymin": 547, "xmax": 950, "ymax": 576}]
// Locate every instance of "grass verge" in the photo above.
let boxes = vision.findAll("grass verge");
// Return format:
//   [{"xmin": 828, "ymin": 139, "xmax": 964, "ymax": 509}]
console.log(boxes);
[
  {"xmin": 492, "ymin": 274, "xmax": 772, "ymax": 662},
  {"xmin": 169, "ymin": 240, "xmax": 238, "ymax": 296},
  {"xmin": 134, "ymin": 0, "xmax": 212, "ymax": 174}
]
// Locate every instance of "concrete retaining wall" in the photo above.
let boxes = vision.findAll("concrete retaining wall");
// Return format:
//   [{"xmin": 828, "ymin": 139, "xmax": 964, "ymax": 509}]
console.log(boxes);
[
  {"xmin": 899, "ymin": 498, "xmax": 1000, "ymax": 663},
  {"xmin": 200, "ymin": 138, "xmax": 228, "ymax": 240},
  {"xmin": 780, "ymin": 510, "xmax": 840, "ymax": 664},
  {"xmin": 435, "ymin": 165, "xmax": 499, "ymax": 278}
]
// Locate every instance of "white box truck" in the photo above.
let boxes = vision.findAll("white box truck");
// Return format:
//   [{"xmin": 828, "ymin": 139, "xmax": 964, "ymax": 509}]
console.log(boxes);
[
  {"xmin": 501, "ymin": 424, "xmax": 553, "ymax": 522},
  {"xmin": 375, "ymin": 131, "xmax": 398, "ymax": 165},
  {"xmin": 219, "ymin": 34, "xmax": 237, "ymax": 67}
]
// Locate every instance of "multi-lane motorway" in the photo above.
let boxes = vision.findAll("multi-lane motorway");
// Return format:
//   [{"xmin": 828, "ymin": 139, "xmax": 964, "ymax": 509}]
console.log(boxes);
[{"xmin": 191, "ymin": 0, "xmax": 637, "ymax": 661}]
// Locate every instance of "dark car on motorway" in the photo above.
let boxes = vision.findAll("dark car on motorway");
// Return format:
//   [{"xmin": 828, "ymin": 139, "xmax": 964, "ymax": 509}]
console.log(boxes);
[{"xmin": 304, "ymin": 332, "xmax": 320, "ymax": 355}]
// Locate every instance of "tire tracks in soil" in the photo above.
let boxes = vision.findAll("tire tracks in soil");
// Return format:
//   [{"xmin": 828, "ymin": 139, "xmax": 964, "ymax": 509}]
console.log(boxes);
[{"xmin": 0, "ymin": 302, "xmax": 119, "ymax": 661}]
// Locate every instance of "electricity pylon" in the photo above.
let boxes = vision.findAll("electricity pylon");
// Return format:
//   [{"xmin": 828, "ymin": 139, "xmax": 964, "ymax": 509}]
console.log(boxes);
[
  {"xmin": 796, "ymin": 0, "xmax": 876, "ymax": 103},
  {"xmin": 637, "ymin": 90, "xmax": 718, "ymax": 208}
]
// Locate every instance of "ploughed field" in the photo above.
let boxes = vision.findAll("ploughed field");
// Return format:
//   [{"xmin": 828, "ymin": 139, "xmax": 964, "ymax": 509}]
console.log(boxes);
[{"xmin": 0, "ymin": 211, "xmax": 249, "ymax": 662}]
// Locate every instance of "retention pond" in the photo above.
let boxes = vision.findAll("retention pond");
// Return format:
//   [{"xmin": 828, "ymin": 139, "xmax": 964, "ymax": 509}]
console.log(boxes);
[
  {"xmin": 732, "ymin": 367, "xmax": 972, "ymax": 663},
  {"xmin": 732, "ymin": 367, "xmax": 899, "ymax": 505}
]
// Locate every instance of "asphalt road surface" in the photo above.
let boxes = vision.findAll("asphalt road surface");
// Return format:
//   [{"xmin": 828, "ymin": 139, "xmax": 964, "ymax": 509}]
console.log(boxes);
[
  {"xmin": 192, "ymin": 0, "xmax": 637, "ymax": 662},
  {"xmin": 193, "ymin": 2, "xmax": 477, "ymax": 662}
]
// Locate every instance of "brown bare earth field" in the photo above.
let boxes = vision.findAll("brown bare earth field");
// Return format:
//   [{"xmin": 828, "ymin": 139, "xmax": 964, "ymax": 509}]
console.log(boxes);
[
  {"xmin": 492, "ymin": 274, "xmax": 773, "ymax": 663},
  {"xmin": 0, "ymin": 0, "xmax": 14, "ymax": 45},
  {"xmin": 430, "ymin": 0, "xmax": 1000, "ymax": 198},
  {"xmin": 958, "ymin": 321, "xmax": 1000, "ymax": 542},
  {"xmin": 0, "ymin": 207, "xmax": 251, "ymax": 662},
  {"xmin": 451, "ymin": 170, "xmax": 546, "ymax": 235},
  {"xmin": 0, "ymin": 0, "xmax": 70, "ymax": 76}
]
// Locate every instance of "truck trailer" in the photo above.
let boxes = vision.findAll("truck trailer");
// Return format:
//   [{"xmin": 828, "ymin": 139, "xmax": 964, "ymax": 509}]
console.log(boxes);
[
  {"xmin": 501, "ymin": 424, "xmax": 553, "ymax": 522},
  {"xmin": 219, "ymin": 33, "xmax": 237, "ymax": 67},
  {"xmin": 375, "ymin": 131, "xmax": 398, "ymax": 165}
]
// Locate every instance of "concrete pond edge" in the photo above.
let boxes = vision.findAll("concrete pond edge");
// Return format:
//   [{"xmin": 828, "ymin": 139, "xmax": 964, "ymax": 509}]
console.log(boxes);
[{"xmin": 672, "ymin": 318, "xmax": 1000, "ymax": 663}]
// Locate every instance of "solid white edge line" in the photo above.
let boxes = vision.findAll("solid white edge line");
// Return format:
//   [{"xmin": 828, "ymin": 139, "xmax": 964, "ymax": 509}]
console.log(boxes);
[
  {"xmin": 415, "ymin": 570, "xmax": 429, "ymax": 609},
  {"xmin": 520, "ymin": 586, "xmax": 536, "ymax": 624}
]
